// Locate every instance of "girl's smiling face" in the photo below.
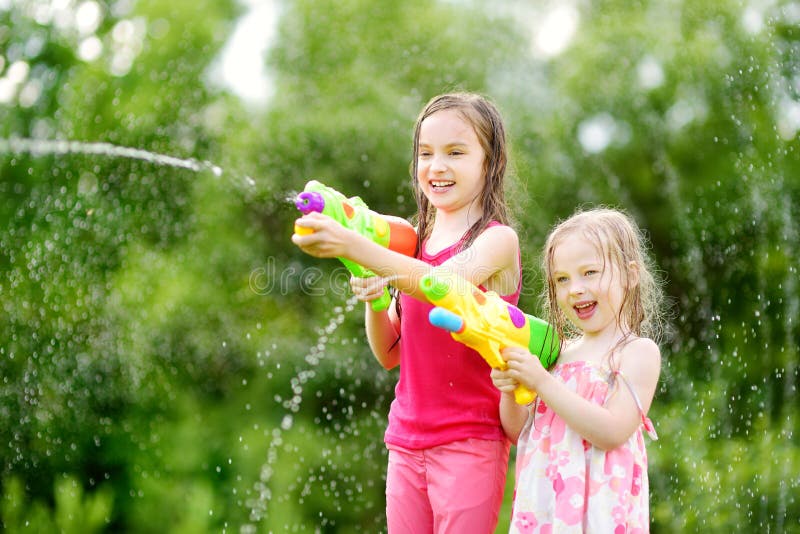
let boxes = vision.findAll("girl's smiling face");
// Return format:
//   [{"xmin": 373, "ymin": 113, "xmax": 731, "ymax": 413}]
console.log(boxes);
[
  {"xmin": 551, "ymin": 233, "xmax": 628, "ymax": 338},
  {"xmin": 416, "ymin": 109, "xmax": 486, "ymax": 215}
]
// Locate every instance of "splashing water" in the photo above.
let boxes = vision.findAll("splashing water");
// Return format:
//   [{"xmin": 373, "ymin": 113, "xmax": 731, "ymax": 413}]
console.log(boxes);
[{"xmin": 244, "ymin": 295, "xmax": 358, "ymax": 527}]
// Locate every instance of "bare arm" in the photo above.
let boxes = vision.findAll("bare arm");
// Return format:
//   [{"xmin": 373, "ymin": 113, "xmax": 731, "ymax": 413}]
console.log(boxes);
[
  {"xmin": 501, "ymin": 338, "xmax": 661, "ymax": 450},
  {"xmin": 364, "ymin": 297, "xmax": 401, "ymax": 369},
  {"xmin": 490, "ymin": 370, "xmax": 531, "ymax": 443},
  {"xmin": 344, "ymin": 274, "xmax": 402, "ymax": 369},
  {"xmin": 292, "ymin": 212, "xmax": 520, "ymax": 298}
]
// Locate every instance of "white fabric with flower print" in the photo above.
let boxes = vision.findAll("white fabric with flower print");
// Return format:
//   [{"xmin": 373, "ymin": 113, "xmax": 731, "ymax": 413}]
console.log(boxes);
[{"xmin": 510, "ymin": 361, "xmax": 656, "ymax": 534}]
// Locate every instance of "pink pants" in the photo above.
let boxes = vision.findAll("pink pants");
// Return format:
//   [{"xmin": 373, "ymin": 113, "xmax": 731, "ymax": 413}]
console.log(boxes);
[{"xmin": 385, "ymin": 438, "xmax": 510, "ymax": 534}]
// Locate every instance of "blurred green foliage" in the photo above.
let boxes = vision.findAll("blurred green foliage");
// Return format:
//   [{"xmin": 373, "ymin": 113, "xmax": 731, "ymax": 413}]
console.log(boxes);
[{"xmin": 1, "ymin": 0, "xmax": 798, "ymax": 532}]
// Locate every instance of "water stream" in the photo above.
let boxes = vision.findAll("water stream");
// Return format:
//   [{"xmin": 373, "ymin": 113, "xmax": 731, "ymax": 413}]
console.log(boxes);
[{"xmin": 0, "ymin": 137, "xmax": 257, "ymax": 189}]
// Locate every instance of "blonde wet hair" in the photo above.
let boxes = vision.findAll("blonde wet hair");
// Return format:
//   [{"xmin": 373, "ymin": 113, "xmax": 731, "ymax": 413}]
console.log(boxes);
[{"xmin": 541, "ymin": 207, "xmax": 667, "ymax": 361}]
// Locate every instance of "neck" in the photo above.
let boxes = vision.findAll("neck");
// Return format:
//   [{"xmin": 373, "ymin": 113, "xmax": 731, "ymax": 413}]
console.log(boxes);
[
  {"xmin": 432, "ymin": 203, "xmax": 484, "ymax": 235},
  {"xmin": 423, "ymin": 207, "xmax": 483, "ymax": 255},
  {"xmin": 580, "ymin": 325, "xmax": 631, "ymax": 353}
]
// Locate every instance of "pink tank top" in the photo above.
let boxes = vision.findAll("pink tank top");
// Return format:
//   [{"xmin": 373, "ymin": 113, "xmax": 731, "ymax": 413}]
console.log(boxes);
[{"xmin": 384, "ymin": 223, "xmax": 522, "ymax": 449}]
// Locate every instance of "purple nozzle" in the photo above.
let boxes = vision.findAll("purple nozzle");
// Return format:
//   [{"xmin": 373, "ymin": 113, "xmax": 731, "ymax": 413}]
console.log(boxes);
[{"xmin": 295, "ymin": 191, "xmax": 325, "ymax": 214}]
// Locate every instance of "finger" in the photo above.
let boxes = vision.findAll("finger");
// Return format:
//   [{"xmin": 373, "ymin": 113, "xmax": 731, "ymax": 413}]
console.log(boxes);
[
  {"xmin": 369, "ymin": 278, "xmax": 391, "ymax": 294},
  {"xmin": 292, "ymin": 217, "xmax": 306, "ymax": 235},
  {"xmin": 356, "ymin": 288, "xmax": 386, "ymax": 303},
  {"xmin": 349, "ymin": 276, "xmax": 365, "ymax": 290},
  {"xmin": 350, "ymin": 276, "xmax": 386, "ymax": 292},
  {"xmin": 294, "ymin": 213, "xmax": 329, "ymax": 233},
  {"xmin": 354, "ymin": 293, "xmax": 373, "ymax": 303},
  {"xmin": 292, "ymin": 235, "xmax": 317, "ymax": 250},
  {"xmin": 369, "ymin": 277, "xmax": 390, "ymax": 291},
  {"xmin": 505, "ymin": 361, "xmax": 528, "ymax": 376},
  {"xmin": 505, "ymin": 349, "xmax": 532, "ymax": 366},
  {"xmin": 291, "ymin": 233, "xmax": 321, "ymax": 253},
  {"xmin": 350, "ymin": 279, "xmax": 381, "ymax": 300},
  {"xmin": 497, "ymin": 383, "xmax": 517, "ymax": 393}
]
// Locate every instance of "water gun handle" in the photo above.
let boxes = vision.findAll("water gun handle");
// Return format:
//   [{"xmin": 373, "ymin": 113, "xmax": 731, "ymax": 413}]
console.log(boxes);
[
  {"xmin": 513, "ymin": 385, "xmax": 535, "ymax": 405},
  {"xmin": 429, "ymin": 308, "xmax": 536, "ymax": 404},
  {"xmin": 336, "ymin": 257, "xmax": 392, "ymax": 311}
]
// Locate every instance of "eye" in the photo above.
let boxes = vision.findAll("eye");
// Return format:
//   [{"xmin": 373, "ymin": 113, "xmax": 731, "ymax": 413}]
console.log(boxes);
[
  {"xmin": 555, "ymin": 275, "xmax": 569, "ymax": 284},
  {"xmin": 449, "ymin": 149, "xmax": 464, "ymax": 156},
  {"xmin": 585, "ymin": 269, "xmax": 599, "ymax": 277}
]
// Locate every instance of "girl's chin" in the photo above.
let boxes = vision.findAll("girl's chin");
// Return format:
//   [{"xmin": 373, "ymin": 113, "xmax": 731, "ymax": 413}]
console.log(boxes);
[
  {"xmin": 425, "ymin": 190, "xmax": 455, "ymax": 204},
  {"xmin": 426, "ymin": 197, "xmax": 456, "ymax": 210}
]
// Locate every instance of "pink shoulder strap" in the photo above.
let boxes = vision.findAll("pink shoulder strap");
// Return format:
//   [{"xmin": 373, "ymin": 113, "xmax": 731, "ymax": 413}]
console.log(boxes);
[{"xmin": 613, "ymin": 370, "xmax": 658, "ymax": 441}]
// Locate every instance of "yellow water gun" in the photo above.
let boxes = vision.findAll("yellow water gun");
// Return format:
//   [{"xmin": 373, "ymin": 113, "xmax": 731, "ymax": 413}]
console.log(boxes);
[
  {"xmin": 293, "ymin": 180, "xmax": 417, "ymax": 311},
  {"xmin": 419, "ymin": 267, "xmax": 560, "ymax": 405}
]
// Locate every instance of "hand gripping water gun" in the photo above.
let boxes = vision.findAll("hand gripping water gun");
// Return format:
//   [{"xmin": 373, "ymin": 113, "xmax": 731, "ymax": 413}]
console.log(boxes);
[
  {"xmin": 419, "ymin": 267, "xmax": 560, "ymax": 405},
  {"xmin": 293, "ymin": 180, "xmax": 417, "ymax": 311}
]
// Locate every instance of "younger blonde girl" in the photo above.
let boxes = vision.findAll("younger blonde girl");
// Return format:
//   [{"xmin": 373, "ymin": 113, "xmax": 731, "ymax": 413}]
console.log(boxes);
[{"xmin": 491, "ymin": 207, "xmax": 667, "ymax": 533}]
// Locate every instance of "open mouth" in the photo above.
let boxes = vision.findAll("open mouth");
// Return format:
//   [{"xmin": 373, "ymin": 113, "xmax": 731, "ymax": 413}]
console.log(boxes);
[
  {"xmin": 574, "ymin": 301, "xmax": 596, "ymax": 320},
  {"xmin": 430, "ymin": 180, "xmax": 455, "ymax": 192}
]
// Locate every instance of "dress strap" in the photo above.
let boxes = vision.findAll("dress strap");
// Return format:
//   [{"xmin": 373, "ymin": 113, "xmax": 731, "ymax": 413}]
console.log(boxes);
[{"xmin": 613, "ymin": 370, "xmax": 658, "ymax": 441}]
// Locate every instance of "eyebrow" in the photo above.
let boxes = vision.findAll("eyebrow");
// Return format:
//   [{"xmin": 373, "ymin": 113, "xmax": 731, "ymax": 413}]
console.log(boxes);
[
  {"xmin": 418, "ymin": 141, "xmax": 470, "ymax": 149},
  {"xmin": 552, "ymin": 261, "xmax": 603, "ymax": 273}
]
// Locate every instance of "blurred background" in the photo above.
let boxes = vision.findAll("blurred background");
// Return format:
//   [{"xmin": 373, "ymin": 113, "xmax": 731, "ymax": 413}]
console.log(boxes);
[{"xmin": 1, "ymin": 0, "xmax": 798, "ymax": 532}]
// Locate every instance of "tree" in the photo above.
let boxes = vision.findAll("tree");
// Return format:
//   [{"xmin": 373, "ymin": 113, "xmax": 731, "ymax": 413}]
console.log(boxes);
[{"xmin": 1, "ymin": 0, "xmax": 798, "ymax": 531}]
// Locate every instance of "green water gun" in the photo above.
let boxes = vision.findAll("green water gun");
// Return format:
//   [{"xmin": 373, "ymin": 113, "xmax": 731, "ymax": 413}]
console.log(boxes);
[
  {"xmin": 293, "ymin": 180, "xmax": 417, "ymax": 311},
  {"xmin": 420, "ymin": 267, "xmax": 560, "ymax": 405}
]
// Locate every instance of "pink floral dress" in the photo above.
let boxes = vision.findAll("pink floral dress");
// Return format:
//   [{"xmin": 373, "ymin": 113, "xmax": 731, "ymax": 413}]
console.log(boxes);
[{"xmin": 509, "ymin": 361, "xmax": 658, "ymax": 534}]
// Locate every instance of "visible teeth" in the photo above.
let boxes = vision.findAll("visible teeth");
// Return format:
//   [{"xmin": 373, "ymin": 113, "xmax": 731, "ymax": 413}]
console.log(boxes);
[
  {"xmin": 431, "ymin": 181, "xmax": 454, "ymax": 187},
  {"xmin": 576, "ymin": 303, "xmax": 593, "ymax": 309}
]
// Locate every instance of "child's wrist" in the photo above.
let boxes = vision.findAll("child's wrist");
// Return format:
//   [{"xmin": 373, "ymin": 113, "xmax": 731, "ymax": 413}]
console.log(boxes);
[{"xmin": 530, "ymin": 368, "xmax": 549, "ymax": 391}]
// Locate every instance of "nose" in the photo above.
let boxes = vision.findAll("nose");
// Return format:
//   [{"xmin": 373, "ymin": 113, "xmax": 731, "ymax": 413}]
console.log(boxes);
[
  {"xmin": 569, "ymin": 280, "xmax": 585, "ymax": 295},
  {"xmin": 429, "ymin": 153, "xmax": 447, "ymax": 172}
]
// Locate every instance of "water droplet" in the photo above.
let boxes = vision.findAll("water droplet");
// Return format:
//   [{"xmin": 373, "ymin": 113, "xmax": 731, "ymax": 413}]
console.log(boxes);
[{"xmin": 280, "ymin": 415, "xmax": 293, "ymax": 430}]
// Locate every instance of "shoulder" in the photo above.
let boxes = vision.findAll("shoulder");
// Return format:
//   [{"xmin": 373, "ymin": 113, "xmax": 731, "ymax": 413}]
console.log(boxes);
[
  {"xmin": 451, "ymin": 224, "xmax": 519, "ymax": 293},
  {"xmin": 556, "ymin": 338, "xmax": 582, "ymax": 362},
  {"xmin": 618, "ymin": 337, "xmax": 661, "ymax": 381},
  {"xmin": 473, "ymin": 224, "xmax": 520, "ymax": 272},
  {"xmin": 473, "ymin": 224, "xmax": 519, "ymax": 250},
  {"xmin": 625, "ymin": 336, "xmax": 660, "ymax": 357}
]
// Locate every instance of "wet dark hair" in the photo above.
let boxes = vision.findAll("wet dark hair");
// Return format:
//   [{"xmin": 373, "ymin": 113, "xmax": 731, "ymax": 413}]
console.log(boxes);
[
  {"xmin": 390, "ymin": 92, "xmax": 513, "ymax": 348},
  {"xmin": 410, "ymin": 92, "xmax": 511, "ymax": 251}
]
